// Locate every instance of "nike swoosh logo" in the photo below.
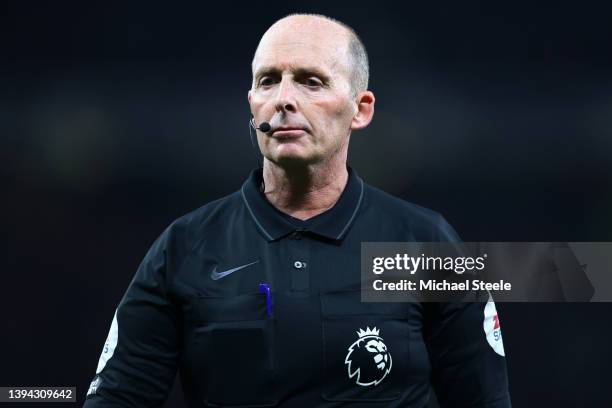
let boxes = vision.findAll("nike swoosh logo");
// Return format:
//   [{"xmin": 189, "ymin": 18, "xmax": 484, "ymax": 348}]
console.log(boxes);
[{"xmin": 210, "ymin": 260, "xmax": 260, "ymax": 281}]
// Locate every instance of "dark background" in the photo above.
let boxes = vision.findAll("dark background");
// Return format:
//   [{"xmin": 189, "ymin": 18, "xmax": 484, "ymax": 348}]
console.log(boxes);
[{"xmin": 2, "ymin": 1, "xmax": 611, "ymax": 407}]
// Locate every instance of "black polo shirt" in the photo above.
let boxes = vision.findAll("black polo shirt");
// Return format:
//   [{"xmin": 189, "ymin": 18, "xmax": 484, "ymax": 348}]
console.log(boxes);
[{"xmin": 84, "ymin": 167, "xmax": 511, "ymax": 408}]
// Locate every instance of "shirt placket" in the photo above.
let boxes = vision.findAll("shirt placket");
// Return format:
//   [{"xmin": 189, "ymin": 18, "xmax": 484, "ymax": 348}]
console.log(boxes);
[{"xmin": 287, "ymin": 228, "xmax": 310, "ymax": 292}]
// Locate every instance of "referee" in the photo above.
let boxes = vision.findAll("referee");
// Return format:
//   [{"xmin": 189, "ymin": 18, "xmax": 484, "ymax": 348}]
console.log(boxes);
[{"xmin": 84, "ymin": 14, "xmax": 511, "ymax": 408}]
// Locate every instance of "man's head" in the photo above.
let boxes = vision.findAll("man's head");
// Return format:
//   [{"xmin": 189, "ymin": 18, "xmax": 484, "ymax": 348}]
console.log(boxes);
[{"xmin": 248, "ymin": 14, "xmax": 375, "ymax": 168}]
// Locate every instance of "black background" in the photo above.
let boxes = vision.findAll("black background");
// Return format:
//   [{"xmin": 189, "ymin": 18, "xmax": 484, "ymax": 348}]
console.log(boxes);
[{"xmin": 2, "ymin": 1, "xmax": 611, "ymax": 406}]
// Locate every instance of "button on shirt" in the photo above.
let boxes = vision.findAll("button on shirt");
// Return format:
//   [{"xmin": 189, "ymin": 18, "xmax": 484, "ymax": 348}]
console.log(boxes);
[{"xmin": 84, "ymin": 167, "xmax": 511, "ymax": 408}]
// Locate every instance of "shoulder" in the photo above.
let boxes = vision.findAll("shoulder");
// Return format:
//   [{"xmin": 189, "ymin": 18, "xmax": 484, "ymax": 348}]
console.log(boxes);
[
  {"xmin": 363, "ymin": 183, "xmax": 440, "ymax": 221},
  {"xmin": 156, "ymin": 190, "xmax": 244, "ymax": 253},
  {"xmin": 361, "ymin": 183, "xmax": 461, "ymax": 242},
  {"xmin": 174, "ymin": 190, "xmax": 242, "ymax": 230}
]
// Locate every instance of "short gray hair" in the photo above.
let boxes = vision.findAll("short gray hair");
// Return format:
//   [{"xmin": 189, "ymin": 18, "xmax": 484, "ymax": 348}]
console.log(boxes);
[
  {"xmin": 342, "ymin": 18, "xmax": 370, "ymax": 95},
  {"xmin": 256, "ymin": 13, "xmax": 370, "ymax": 97}
]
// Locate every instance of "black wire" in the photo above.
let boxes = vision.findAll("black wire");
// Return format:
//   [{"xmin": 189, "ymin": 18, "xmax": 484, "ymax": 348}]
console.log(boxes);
[{"xmin": 248, "ymin": 118, "xmax": 266, "ymax": 192}]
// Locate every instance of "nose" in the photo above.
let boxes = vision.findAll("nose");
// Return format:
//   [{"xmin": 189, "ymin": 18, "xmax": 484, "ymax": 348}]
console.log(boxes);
[{"xmin": 275, "ymin": 76, "xmax": 297, "ymax": 114}]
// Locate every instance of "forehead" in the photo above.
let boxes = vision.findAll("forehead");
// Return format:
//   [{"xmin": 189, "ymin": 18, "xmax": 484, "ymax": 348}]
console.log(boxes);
[{"xmin": 252, "ymin": 20, "xmax": 351, "ymax": 77}]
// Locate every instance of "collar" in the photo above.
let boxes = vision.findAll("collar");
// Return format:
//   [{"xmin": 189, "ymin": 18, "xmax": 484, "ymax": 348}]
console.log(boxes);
[{"xmin": 241, "ymin": 166, "xmax": 364, "ymax": 242}]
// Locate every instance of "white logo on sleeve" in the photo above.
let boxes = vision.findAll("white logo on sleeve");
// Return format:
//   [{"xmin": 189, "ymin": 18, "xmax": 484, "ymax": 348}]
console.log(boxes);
[
  {"xmin": 344, "ymin": 326, "xmax": 392, "ymax": 386},
  {"xmin": 96, "ymin": 309, "xmax": 119, "ymax": 374},
  {"xmin": 483, "ymin": 297, "xmax": 505, "ymax": 356},
  {"xmin": 87, "ymin": 376, "xmax": 101, "ymax": 396}
]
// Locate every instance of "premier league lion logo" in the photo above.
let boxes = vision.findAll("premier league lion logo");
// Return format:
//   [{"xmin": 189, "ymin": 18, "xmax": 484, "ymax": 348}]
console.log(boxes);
[{"xmin": 344, "ymin": 326, "xmax": 392, "ymax": 386}]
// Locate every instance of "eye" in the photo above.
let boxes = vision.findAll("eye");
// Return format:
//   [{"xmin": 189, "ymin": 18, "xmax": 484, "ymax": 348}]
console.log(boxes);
[
  {"xmin": 258, "ymin": 76, "xmax": 275, "ymax": 87},
  {"xmin": 303, "ymin": 77, "xmax": 323, "ymax": 88}
]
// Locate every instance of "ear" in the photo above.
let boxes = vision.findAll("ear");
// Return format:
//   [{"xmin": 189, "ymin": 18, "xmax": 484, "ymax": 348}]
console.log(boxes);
[{"xmin": 350, "ymin": 90, "xmax": 375, "ymax": 130}]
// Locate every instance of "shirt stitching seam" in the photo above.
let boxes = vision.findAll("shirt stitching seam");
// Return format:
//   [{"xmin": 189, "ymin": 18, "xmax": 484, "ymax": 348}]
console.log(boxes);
[
  {"xmin": 335, "ymin": 177, "xmax": 364, "ymax": 240},
  {"xmin": 241, "ymin": 185, "xmax": 274, "ymax": 241}
]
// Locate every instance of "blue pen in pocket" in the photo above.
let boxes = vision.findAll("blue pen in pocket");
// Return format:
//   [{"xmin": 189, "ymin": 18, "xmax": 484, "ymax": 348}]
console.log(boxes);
[{"xmin": 259, "ymin": 282, "xmax": 273, "ymax": 317}]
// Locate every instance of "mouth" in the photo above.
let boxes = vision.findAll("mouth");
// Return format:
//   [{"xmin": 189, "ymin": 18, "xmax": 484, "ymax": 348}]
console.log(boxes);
[{"xmin": 271, "ymin": 127, "xmax": 307, "ymax": 138}]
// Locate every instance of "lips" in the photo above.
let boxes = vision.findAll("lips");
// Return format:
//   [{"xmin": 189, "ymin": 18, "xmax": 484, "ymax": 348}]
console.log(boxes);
[{"xmin": 271, "ymin": 127, "xmax": 307, "ymax": 138}]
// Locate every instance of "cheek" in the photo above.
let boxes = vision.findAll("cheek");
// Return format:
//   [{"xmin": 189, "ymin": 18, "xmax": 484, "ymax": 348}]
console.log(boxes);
[
  {"xmin": 314, "ymin": 98, "xmax": 354, "ymax": 126},
  {"xmin": 249, "ymin": 95, "xmax": 264, "ymax": 112},
  {"xmin": 249, "ymin": 93, "xmax": 274, "ymax": 116}
]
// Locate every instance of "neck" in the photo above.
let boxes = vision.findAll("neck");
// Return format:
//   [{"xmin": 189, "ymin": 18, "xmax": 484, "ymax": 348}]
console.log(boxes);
[{"xmin": 261, "ymin": 157, "xmax": 349, "ymax": 221}]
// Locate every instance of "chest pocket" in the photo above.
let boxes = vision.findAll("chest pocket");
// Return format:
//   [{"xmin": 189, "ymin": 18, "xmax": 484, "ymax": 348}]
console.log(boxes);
[
  {"xmin": 193, "ymin": 294, "xmax": 277, "ymax": 407},
  {"xmin": 320, "ymin": 290, "xmax": 410, "ymax": 402}
]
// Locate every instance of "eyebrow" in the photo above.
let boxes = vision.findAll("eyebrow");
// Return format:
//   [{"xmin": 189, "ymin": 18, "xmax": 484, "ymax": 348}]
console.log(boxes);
[{"xmin": 254, "ymin": 65, "xmax": 332, "ymax": 83}]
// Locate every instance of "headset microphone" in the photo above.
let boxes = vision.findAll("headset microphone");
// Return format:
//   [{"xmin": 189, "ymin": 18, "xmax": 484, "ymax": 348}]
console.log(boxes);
[
  {"xmin": 250, "ymin": 118, "xmax": 272, "ymax": 133},
  {"xmin": 258, "ymin": 122, "xmax": 271, "ymax": 132}
]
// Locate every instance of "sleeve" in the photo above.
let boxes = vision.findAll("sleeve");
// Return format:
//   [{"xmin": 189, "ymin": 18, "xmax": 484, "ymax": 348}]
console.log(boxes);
[
  {"xmin": 83, "ymin": 228, "xmax": 180, "ymax": 407},
  {"xmin": 425, "ymin": 214, "xmax": 511, "ymax": 407},
  {"xmin": 424, "ymin": 297, "xmax": 511, "ymax": 408},
  {"xmin": 435, "ymin": 214, "xmax": 462, "ymax": 244}
]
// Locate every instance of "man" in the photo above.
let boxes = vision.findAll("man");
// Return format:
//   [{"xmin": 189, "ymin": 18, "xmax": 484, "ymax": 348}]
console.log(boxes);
[{"xmin": 84, "ymin": 14, "xmax": 511, "ymax": 407}]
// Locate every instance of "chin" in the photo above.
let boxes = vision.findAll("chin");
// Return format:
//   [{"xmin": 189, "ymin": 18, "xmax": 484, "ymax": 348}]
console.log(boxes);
[
  {"xmin": 269, "ymin": 146, "xmax": 312, "ymax": 164},
  {"xmin": 266, "ymin": 151, "xmax": 318, "ymax": 168}
]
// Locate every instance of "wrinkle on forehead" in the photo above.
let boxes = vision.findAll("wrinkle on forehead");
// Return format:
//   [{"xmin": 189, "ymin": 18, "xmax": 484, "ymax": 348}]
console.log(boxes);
[
  {"xmin": 252, "ymin": 16, "xmax": 352, "ymax": 77},
  {"xmin": 254, "ymin": 42, "xmax": 347, "ymax": 75}
]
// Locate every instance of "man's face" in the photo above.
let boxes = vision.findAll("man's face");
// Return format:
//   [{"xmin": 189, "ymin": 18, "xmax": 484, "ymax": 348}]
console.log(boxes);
[{"xmin": 248, "ymin": 19, "xmax": 358, "ymax": 167}]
